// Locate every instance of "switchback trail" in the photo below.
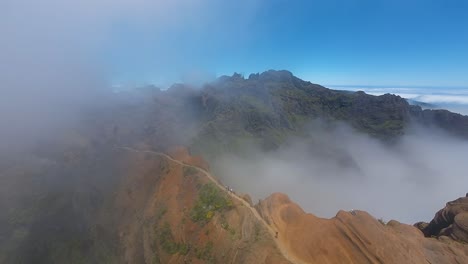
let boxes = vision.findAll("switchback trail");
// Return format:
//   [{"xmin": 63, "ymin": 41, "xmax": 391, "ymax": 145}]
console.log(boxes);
[{"xmin": 119, "ymin": 147, "xmax": 306, "ymax": 264}]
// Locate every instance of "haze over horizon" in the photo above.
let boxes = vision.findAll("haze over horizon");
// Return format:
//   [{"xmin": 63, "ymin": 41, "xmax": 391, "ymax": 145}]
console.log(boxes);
[
  {"xmin": 4, "ymin": 1, "xmax": 467, "ymax": 87},
  {"xmin": 111, "ymin": 0, "xmax": 468, "ymax": 87},
  {"xmin": 328, "ymin": 84, "xmax": 468, "ymax": 115},
  {"xmin": 2, "ymin": 0, "xmax": 468, "ymax": 214},
  {"xmin": 3, "ymin": 2, "xmax": 468, "ymax": 262}
]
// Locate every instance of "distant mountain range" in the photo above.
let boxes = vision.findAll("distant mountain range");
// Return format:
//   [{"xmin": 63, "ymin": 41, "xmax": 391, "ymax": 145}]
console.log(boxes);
[
  {"xmin": 119, "ymin": 70, "xmax": 468, "ymax": 160},
  {"xmin": 1, "ymin": 70, "xmax": 467, "ymax": 263}
]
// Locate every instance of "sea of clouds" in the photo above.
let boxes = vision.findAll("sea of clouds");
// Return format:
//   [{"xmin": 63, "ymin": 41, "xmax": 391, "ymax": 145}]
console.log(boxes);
[
  {"xmin": 212, "ymin": 122, "xmax": 468, "ymax": 224},
  {"xmin": 330, "ymin": 85, "xmax": 468, "ymax": 115}
]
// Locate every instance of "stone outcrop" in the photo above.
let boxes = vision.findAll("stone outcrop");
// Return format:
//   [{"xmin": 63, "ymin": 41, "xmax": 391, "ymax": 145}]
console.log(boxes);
[
  {"xmin": 417, "ymin": 195, "xmax": 468, "ymax": 243},
  {"xmin": 256, "ymin": 193, "xmax": 468, "ymax": 264}
]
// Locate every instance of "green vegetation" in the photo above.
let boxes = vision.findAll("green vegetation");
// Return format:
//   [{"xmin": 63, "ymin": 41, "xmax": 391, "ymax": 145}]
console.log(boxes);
[
  {"xmin": 254, "ymin": 223, "xmax": 261, "ymax": 242},
  {"xmin": 7, "ymin": 70, "xmax": 464, "ymax": 264},
  {"xmin": 190, "ymin": 183, "xmax": 233, "ymax": 224},
  {"xmin": 158, "ymin": 223, "xmax": 190, "ymax": 255},
  {"xmin": 151, "ymin": 255, "xmax": 161, "ymax": 264},
  {"xmin": 194, "ymin": 241, "xmax": 214, "ymax": 262},
  {"xmin": 218, "ymin": 214, "xmax": 239, "ymax": 240},
  {"xmin": 159, "ymin": 159, "xmax": 170, "ymax": 173},
  {"xmin": 178, "ymin": 244, "xmax": 190, "ymax": 255},
  {"xmin": 189, "ymin": 71, "xmax": 422, "ymax": 161},
  {"xmin": 183, "ymin": 166, "xmax": 198, "ymax": 177},
  {"xmin": 228, "ymin": 227, "xmax": 240, "ymax": 241},
  {"xmin": 220, "ymin": 215, "xmax": 229, "ymax": 230},
  {"xmin": 156, "ymin": 206, "xmax": 167, "ymax": 221}
]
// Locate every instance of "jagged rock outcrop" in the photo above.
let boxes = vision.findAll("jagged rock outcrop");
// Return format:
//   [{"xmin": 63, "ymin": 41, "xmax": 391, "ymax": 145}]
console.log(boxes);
[
  {"xmin": 417, "ymin": 194, "xmax": 468, "ymax": 243},
  {"xmin": 256, "ymin": 193, "xmax": 468, "ymax": 264}
]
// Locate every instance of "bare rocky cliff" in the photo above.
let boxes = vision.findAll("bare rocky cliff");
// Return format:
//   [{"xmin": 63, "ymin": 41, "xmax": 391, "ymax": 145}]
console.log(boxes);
[{"xmin": 256, "ymin": 193, "xmax": 468, "ymax": 264}]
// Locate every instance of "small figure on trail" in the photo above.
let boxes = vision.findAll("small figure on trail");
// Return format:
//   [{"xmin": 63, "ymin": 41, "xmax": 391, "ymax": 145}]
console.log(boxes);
[{"xmin": 275, "ymin": 231, "xmax": 278, "ymax": 238}]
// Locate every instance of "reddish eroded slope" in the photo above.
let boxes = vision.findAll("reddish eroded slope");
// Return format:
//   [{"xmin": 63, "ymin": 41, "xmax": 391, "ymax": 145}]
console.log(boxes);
[
  {"xmin": 110, "ymin": 147, "xmax": 290, "ymax": 264},
  {"xmin": 256, "ymin": 193, "xmax": 468, "ymax": 264},
  {"xmin": 102, "ymin": 146, "xmax": 468, "ymax": 264},
  {"xmin": 166, "ymin": 146, "xmax": 210, "ymax": 171}
]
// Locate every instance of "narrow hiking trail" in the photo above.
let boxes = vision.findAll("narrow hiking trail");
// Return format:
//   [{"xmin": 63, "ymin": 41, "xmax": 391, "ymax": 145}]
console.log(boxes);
[{"xmin": 119, "ymin": 147, "xmax": 307, "ymax": 264}]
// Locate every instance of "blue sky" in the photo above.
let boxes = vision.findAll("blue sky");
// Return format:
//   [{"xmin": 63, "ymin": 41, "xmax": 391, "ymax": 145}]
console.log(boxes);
[
  {"xmin": 102, "ymin": 0, "xmax": 468, "ymax": 87},
  {"xmin": 4, "ymin": 1, "xmax": 466, "ymax": 88}
]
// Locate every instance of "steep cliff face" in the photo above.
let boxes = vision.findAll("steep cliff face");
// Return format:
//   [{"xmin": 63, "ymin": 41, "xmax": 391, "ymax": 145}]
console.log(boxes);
[{"xmin": 256, "ymin": 193, "xmax": 468, "ymax": 264}]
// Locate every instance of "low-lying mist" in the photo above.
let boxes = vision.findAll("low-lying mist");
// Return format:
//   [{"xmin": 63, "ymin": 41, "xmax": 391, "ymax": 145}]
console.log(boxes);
[
  {"xmin": 0, "ymin": 0, "xmax": 259, "ymax": 152},
  {"xmin": 212, "ymin": 122, "xmax": 468, "ymax": 224}
]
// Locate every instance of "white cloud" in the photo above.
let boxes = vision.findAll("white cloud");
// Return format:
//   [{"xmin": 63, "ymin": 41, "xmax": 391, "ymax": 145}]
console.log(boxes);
[
  {"xmin": 0, "ymin": 0, "xmax": 262, "ymax": 150},
  {"xmin": 412, "ymin": 94, "xmax": 468, "ymax": 105},
  {"xmin": 331, "ymin": 86, "xmax": 468, "ymax": 115},
  {"xmin": 212, "ymin": 123, "xmax": 468, "ymax": 224}
]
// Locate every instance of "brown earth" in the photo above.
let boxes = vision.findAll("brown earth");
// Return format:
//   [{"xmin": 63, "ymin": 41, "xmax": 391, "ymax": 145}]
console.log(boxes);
[
  {"xmin": 256, "ymin": 193, "xmax": 468, "ymax": 264},
  {"xmin": 111, "ymin": 147, "xmax": 291, "ymax": 264},
  {"xmin": 114, "ymin": 146, "xmax": 468, "ymax": 264}
]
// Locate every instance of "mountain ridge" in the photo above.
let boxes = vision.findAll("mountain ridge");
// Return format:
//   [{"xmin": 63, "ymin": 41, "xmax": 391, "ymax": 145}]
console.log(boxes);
[{"xmin": 1, "ymin": 70, "xmax": 468, "ymax": 263}]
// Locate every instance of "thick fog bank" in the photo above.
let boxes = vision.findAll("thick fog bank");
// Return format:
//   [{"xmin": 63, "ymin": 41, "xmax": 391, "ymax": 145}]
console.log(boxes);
[
  {"xmin": 0, "ymin": 0, "xmax": 258, "ymax": 152},
  {"xmin": 213, "ymin": 123, "xmax": 468, "ymax": 223}
]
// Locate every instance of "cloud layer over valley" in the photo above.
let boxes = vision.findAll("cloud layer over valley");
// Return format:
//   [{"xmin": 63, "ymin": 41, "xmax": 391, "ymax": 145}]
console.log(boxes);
[
  {"xmin": 212, "ymin": 122, "xmax": 468, "ymax": 223},
  {"xmin": 331, "ymin": 86, "xmax": 468, "ymax": 115}
]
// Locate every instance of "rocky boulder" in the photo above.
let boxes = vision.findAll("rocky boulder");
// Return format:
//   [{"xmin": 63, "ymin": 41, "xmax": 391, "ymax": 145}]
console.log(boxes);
[{"xmin": 417, "ymin": 194, "xmax": 468, "ymax": 243}]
